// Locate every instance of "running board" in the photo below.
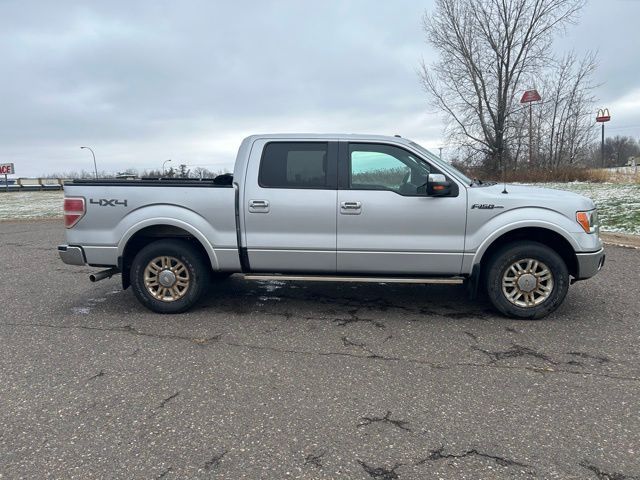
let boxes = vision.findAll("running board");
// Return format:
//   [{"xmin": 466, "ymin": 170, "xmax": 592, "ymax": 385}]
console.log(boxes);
[{"xmin": 242, "ymin": 274, "xmax": 464, "ymax": 285}]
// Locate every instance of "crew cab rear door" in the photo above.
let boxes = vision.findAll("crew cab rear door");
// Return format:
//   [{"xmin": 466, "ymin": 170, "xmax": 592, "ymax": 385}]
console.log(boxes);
[{"xmin": 242, "ymin": 140, "xmax": 338, "ymax": 272}]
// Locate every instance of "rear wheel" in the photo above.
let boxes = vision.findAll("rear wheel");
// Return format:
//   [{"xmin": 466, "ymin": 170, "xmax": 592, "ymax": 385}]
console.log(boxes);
[
  {"xmin": 130, "ymin": 239, "xmax": 210, "ymax": 314},
  {"xmin": 485, "ymin": 241, "xmax": 569, "ymax": 319}
]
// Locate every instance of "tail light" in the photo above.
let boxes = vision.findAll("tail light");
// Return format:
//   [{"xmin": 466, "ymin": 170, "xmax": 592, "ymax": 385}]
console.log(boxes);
[{"xmin": 64, "ymin": 197, "xmax": 86, "ymax": 228}]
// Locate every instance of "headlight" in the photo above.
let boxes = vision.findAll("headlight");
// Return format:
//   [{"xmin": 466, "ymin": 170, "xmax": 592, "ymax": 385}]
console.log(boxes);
[{"xmin": 576, "ymin": 209, "xmax": 599, "ymax": 234}]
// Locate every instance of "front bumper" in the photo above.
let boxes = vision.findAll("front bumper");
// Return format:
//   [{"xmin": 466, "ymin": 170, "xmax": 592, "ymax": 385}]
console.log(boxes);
[
  {"xmin": 575, "ymin": 247, "xmax": 605, "ymax": 280},
  {"xmin": 58, "ymin": 245, "xmax": 86, "ymax": 266}
]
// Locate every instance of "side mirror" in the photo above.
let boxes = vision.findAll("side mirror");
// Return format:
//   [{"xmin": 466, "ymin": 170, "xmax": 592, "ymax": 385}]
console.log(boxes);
[{"xmin": 427, "ymin": 173, "xmax": 451, "ymax": 196}]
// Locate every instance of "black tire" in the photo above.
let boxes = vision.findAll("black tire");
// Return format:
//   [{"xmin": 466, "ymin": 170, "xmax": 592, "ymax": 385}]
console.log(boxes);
[
  {"xmin": 485, "ymin": 241, "xmax": 569, "ymax": 320},
  {"xmin": 130, "ymin": 239, "xmax": 210, "ymax": 314}
]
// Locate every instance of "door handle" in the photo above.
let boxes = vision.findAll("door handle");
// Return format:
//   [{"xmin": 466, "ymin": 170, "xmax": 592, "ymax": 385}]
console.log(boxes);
[
  {"xmin": 340, "ymin": 201, "xmax": 362, "ymax": 215},
  {"xmin": 249, "ymin": 199, "xmax": 270, "ymax": 213},
  {"xmin": 341, "ymin": 201, "xmax": 361, "ymax": 209}
]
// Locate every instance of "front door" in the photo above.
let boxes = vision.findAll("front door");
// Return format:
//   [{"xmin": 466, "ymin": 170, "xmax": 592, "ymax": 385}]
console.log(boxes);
[
  {"xmin": 337, "ymin": 142, "xmax": 467, "ymax": 275},
  {"xmin": 243, "ymin": 140, "xmax": 338, "ymax": 273}
]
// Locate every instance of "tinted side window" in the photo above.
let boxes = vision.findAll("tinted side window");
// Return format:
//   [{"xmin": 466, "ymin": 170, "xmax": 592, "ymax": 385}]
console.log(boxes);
[
  {"xmin": 351, "ymin": 151, "xmax": 410, "ymax": 190},
  {"xmin": 259, "ymin": 142, "xmax": 329, "ymax": 188},
  {"xmin": 349, "ymin": 143, "xmax": 431, "ymax": 195}
]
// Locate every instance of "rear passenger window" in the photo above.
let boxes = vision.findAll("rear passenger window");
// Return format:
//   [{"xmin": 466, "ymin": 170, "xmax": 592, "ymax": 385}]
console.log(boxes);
[{"xmin": 259, "ymin": 142, "xmax": 329, "ymax": 188}]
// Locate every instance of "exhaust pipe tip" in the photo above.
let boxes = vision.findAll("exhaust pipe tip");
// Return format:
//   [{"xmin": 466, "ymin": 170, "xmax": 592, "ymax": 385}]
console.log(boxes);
[{"xmin": 89, "ymin": 267, "xmax": 120, "ymax": 283}]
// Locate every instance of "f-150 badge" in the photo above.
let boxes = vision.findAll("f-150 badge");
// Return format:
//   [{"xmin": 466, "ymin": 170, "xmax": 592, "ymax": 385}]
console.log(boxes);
[{"xmin": 471, "ymin": 204, "xmax": 504, "ymax": 210}]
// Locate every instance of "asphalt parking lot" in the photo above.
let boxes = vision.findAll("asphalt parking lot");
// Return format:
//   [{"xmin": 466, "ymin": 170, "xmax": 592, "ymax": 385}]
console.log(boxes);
[{"xmin": 1, "ymin": 219, "xmax": 639, "ymax": 479}]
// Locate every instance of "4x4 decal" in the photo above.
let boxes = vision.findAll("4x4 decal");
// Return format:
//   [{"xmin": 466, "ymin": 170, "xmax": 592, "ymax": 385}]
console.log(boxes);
[{"xmin": 90, "ymin": 198, "xmax": 128, "ymax": 207}]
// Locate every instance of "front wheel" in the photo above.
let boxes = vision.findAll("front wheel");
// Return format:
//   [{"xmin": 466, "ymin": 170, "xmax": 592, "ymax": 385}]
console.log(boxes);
[
  {"xmin": 485, "ymin": 241, "xmax": 569, "ymax": 320},
  {"xmin": 130, "ymin": 239, "xmax": 210, "ymax": 314}
]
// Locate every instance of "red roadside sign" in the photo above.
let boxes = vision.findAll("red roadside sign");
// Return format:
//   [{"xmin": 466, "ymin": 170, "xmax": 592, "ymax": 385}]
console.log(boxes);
[
  {"xmin": 596, "ymin": 108, "xmax": 611, "ymax": 123},
  {"xmin": 520, "ymin": 89, "xmax": 541, "ymax": 103},
  {"xmin": 0, "ymin": 163, "xmax": 14, "ymax": 175}
]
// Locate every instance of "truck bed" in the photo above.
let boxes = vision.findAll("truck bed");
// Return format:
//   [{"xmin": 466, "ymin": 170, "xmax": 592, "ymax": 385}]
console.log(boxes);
[{"xmin": 63, "ymin": 177, "xmax": 239, "ymax": 270}]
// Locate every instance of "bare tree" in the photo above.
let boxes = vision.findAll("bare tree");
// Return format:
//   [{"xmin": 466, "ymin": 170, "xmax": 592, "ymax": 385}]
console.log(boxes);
[
  {"xmin": 421, "ymin": 0, "xmax": 585, "ymax": 171},
  {"xmin": 177, "ymin": 164, "xmax": 190, "ymax": 178},
  {"xmin": 192, "ymin": 167, "xmax": 216, "ymax": 179},
  {"xmin": 510, "ymin": 52, "xmax": 597, "ymax": 169},
  {"xmin": 545, "ymin": 53, "xmax": 597, "ymax": 167},
  {"xmin": 587, "ymin": 135, "xmax": 640, "ymax": 168}
]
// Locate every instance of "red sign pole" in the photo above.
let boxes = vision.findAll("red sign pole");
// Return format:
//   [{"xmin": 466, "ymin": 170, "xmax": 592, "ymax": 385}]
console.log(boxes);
[
  {"xmin": 529, "ymin": 102, "xmax": 533, "ymax": 165},
  {"xmin": 520, "ymin": 90, "xmax": 541, "ymax": 165},
  {"xmin": 596, "ymin": 108, "xmax": 611, "ymax": 168}
]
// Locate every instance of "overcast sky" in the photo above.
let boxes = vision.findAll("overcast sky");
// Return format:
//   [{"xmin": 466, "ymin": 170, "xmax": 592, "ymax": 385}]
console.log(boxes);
[{"xmin": 1, "ymin": 0, "xmax": 639, "ymax": 176}]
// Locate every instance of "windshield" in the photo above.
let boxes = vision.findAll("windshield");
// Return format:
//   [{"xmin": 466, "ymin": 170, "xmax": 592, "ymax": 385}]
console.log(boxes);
[{"xmin": 408, "ymin": 141, "xmax": 473, "ymax": 185}]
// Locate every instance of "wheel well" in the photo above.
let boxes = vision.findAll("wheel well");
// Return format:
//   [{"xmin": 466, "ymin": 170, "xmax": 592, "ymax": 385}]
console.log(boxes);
[
  {"xmin": 120, "ymin": 225, "xmax": 211, "ymax": 289},
  {"xmin": 479, "ymin": 227, "xmax": 578, "ymax": 277}
]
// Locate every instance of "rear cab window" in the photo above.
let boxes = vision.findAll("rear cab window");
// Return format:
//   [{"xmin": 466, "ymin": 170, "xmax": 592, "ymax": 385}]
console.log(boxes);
[{"xmin": 259, "ymin": 142, "xmax": 337, "ymax": 189}]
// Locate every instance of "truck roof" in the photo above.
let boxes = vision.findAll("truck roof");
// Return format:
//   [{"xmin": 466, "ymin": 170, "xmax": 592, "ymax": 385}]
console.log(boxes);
[
  {"xmin": 233, "ymin": 133, "xmax": 445, "ymax": 186},
  {"xmin": 243, "ymin": 133, "xmax": 414, "ymax": 145}
]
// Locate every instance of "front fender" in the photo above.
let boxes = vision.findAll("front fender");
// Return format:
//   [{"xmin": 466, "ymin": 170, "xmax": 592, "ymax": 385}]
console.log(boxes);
[{"xmin": 465, "ymin": 207, "xmax": 586, "ymax": 269}]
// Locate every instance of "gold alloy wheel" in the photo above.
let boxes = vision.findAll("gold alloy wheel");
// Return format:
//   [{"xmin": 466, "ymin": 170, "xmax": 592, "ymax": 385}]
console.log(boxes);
[
  {"xmin": 501, "ymin": 258, "xmax": 554, "ymax": 308},
  {"xmin": 144, "ymin": 256, "xmax": 190, "ymax": 302}
]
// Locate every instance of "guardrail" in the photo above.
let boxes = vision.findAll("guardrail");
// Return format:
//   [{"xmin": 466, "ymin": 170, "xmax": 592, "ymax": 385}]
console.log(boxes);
[{"xmin": 1, "ymin": 178, "xmax": 71, "ymax": 192}]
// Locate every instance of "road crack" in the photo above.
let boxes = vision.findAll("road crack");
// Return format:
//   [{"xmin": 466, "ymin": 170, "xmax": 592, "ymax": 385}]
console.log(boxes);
[
  {"xmin": 333, "ymin": 309, "xmax": 385, "ymax": 329},
  {"xmin": 87, "ymin": 369, "xmax": 105, "ymax": 381},
  {"xmin": 1, "ymin": 322, "xmax": 222, "ymax": 345},
  {"xmin": 158, "ymin": 391, "xmax": 180, "ymax": 409},
  {"xmin": 568, "ymin": 351, "xmax": 610, "ymax": 364},
  {"xmin": 580, "ymin": 461, "xmax": 639, "ymax": 480},
  {"xmin": 418, "ymin": 446, "xmax": 530, "ymax": 469},
  {"xmin": 342, "ymin": 336, "xmax": 386, "ymax": 359},
  {"xmin": 2, "ymin": 322, "xmax": 638, "ymax": 382},
  {"xmin": 358, "ymin": 460, "xmax": 402, "ymax": 479},
  {"xmin": 472, "ymin": 343, "xmax": 557, "ymax": 364},
  {"xmin": 202, "ymin": 450, "xmax": 227, "ymax": 471},
  {"xmin": 304, "ymin": 451, "xmax": 325, "ymax": 468},
  {"xmin": 358, "ymin": 411, "xmax": 411, "ymax": 432}
]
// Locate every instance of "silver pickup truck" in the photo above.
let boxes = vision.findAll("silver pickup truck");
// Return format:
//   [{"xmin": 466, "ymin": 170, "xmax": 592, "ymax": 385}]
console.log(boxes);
[{"xmin": 58, "ymin": 134, "xmax": 604, "ymax": 319}]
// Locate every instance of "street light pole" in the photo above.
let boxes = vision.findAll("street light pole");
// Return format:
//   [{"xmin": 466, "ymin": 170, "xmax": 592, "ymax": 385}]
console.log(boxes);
[
  {"xmin": 162, "ymin": 159, "xmax": 172, "ymax": 175},
  {"xmin": 80, "ymin": 146, "xmax": 98, "ymax": 179}
]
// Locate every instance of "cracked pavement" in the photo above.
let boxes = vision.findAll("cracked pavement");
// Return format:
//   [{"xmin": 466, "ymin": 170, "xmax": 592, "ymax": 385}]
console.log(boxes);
[{"xmin": 1, "ymin": 219, "xmax": 639, "ymax": 479}]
